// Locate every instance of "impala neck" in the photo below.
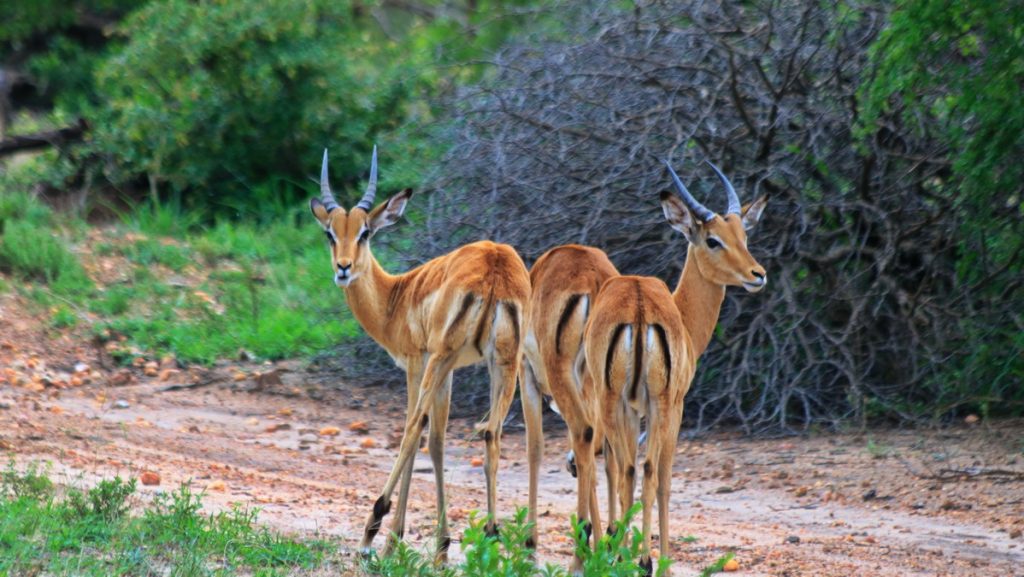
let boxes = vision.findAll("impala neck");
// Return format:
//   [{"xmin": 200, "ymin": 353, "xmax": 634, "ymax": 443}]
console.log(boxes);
[
  {"xmin": 342, "ymin": 248, "xmax": 398, "ymax": 350},
  {"xmin": 672, "ymin": 244, "xmax": 726, "ymax": 357}
]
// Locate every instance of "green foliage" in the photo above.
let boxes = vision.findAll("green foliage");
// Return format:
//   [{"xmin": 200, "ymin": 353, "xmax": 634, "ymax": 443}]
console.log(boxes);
[
  {"xmin": 365, "ymin": 506, "xmax": 665, "ymax": 577},
  {"xmin": 0, "ymin": 465, "xmax": 335, "ymax": 576},
  {"xmin": 90, "ymin": 0, "xmax": 418, "ymax": 208},
  {"xmin": 1, "ymin": 461, "xmax": 54, "ymax": 501},
  {"xmin": 50, "ymin": 304, "xmax": 79, "ymax": 328},
  {"xmin": 63, "ymin": 477, "xmax": 136, "ymax": 523},
  {"xmin": 860, "ymin": 0, "xmax": 1024, "ymax": 418}
]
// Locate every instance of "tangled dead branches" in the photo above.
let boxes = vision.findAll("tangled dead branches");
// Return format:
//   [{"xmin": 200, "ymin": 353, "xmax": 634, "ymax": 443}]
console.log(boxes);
[{"xmin": 402, "ymin": 1, "xmax": 1022, "ymax": 432}]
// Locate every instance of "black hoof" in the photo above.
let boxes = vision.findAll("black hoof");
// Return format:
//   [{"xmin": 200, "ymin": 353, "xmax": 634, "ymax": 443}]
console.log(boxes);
[
  {"xmin": 566, "ymin": 456, "xmax": 578, "ymax": 478},
  {"xmin": 485, "ymin": 522, "xmax": 501, "ymax": 538},
  {"xmin": 640, "ymin": 556, "xmax": 653, "ymax": 576}
]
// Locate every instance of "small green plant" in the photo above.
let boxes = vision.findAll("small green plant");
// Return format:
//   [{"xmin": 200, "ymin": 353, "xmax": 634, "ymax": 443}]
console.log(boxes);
[
  {"xmin": 865, "ymin": 437, "xmax": 894, "ymax": 460},
  {"xmin": 1, "ymin": 461, "xmax": 53, "ymax": 500},
  {"xmin": 64, "ymin": 477, "xmax": 136, "ymax": 522},
  {"xmin": 50, "ymin": 304, "xmax": 78, "ymax": 328},
  {"xmin": 699, "ymin": 552, "xmax": 735, "ymax": 577}
]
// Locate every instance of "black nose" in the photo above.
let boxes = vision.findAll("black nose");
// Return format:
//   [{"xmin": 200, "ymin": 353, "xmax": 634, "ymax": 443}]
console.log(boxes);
[
  {"xmin": 337, "ymin": 264, "xmax": 351, "ymax": 275},
  {"xmin": 752, "ymin": 271, "xmax": 764, "ymax": 280}
]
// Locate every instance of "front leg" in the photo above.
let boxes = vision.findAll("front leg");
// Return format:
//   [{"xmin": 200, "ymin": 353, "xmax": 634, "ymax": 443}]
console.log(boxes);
[
  {"xmin": 359, "ymin": 351, "xmax": 457, "ymax": 554},
  {"xmin": 383, "ymin": 359, "xmax": 424, "ymax": 557}
]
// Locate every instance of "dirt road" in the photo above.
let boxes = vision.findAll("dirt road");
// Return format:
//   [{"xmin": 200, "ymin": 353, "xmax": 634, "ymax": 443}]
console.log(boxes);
[{"xmin": 1, "ymin": 297, "xmax": 1023, "ymax": 576}]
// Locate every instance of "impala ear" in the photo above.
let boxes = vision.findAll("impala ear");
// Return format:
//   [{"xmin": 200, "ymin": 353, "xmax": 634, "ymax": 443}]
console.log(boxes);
[
  {"xmin": 741, "ymin": 195, "xmax": 768, "ymax": 231},
  {"xmin": 309, "ymin": 197, "xmax": 333, "ymax": 227},
  {"xmin": 368, "ymin": 188, "xmax": 413, "ymax": 233},
  {"xmin": 660, "ymin": 190, "xmax": 702, "ymax": 244}
]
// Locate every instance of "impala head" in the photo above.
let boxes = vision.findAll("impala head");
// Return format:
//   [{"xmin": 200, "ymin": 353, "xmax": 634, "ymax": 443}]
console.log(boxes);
[
  {"xmin": 309, "ymin": 147, "xmax": 412, "ymax": 288},
  {"xmin": 661, "ymin": 160, "xmax": 768, "ymax": 292}
]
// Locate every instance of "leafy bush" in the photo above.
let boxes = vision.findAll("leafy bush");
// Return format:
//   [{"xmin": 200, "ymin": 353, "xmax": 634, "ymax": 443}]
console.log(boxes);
[
  {"xmin": 64, "ymin": 477, "xmax": 136, "ymax": 523},
  {"xmin": 90, "ymin": 0, "xmax": 417, "ymax": 209}
]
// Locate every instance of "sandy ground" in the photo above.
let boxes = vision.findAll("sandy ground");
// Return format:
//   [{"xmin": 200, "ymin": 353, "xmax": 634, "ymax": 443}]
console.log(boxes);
[{"xmin": 2, "ymin": 292, "xmax": 1023, "ymax": 576}]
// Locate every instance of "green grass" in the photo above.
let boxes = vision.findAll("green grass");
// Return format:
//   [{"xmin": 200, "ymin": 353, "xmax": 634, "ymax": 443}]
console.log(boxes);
[
  {"xmin": 0, "ymin": 462, "xmax": 337, "ymax": 577},
  {"xmin": 0, "ymin": 187, "xmax": 360, "ymax": 365},
  {"xmin": 0, "ymin": 190, "xmax": 93, "ymax": 298},
  {"xmin": 363, "ymin": 506, "xmax": 669, "ymax": 577},
  {"xmin": 94, "ymin": 207, "xmax": 361, "ymax": 364}
]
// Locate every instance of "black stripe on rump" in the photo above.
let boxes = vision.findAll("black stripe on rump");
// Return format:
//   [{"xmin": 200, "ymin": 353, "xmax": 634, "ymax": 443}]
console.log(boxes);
[
  {"xmin": 605, "ymin": 323, "xmax": 628, "ymax": 390},
  {"xmin": 555, "ymin": 294, "xmax": 582, "ymax": 356}
]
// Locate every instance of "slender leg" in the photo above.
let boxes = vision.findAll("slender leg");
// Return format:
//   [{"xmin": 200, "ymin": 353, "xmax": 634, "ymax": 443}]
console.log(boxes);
[
  {"xmin": 383, "ymin": 361, "xmax": 424, "ymax": 556},
  {"xmin": 430, "ymin": 373, "xmax": 454, "ymax": 564},
  {"xmin": 519, "ymin": 360, "xmax": 545, "ymax": 551},
  {"xmin": 656, "ymin": 402, "xmax": 684, "ymax": 564},
  {"xmin": 359, "ymin": 350, "xmax": 458, "ymax": 553},
  {"xmin": 482, "ymin": 349, "xmax": 520, "ymax": 536},
  {"xmin": 638, "ymin": 397, "xmax": 669, "ymax": 576},
  {"xmin": 604, "ymin": 439, "xmax": 618, "ymax": 535}
]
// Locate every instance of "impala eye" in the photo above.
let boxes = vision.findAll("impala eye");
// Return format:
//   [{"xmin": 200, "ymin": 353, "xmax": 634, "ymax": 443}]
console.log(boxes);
[
  {"xmin": 324, "ymin": 230, "xmax": 335, "ymax": 245},
  {"xmin": 358, "ymin": 229, "xmax": 370, "ymax": 243},
  {"xmin": 706, "ymin": 237, "xmax": 722, "ymax": 249}
]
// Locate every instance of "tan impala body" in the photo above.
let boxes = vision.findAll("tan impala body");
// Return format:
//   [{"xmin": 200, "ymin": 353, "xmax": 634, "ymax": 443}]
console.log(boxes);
[
  {"xmin": 310, "ymin": 149, "xmax": 530, "ymax": 562},
  {"xmin": 519, "ymin": 245, "xmax": 618, "ymax": 561},
  {"xmin": 584, "ymin": 161, "xmax": 768, "ymax": 573}
]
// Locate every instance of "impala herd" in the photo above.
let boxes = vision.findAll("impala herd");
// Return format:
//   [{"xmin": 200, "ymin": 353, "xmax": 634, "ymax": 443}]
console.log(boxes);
[{"xmin": 310, "ymin": 147, "xmax": 768, "ymax": 574}]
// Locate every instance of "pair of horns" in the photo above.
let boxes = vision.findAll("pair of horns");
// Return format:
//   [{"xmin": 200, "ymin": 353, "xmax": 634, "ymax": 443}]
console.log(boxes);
[
  {"xmin": 664, "ymin": 159, "xmax": 742, "ymax": 222},
  {"xmin": 319, "ymin": 146, "xmax": 378, "ymax": 213}
]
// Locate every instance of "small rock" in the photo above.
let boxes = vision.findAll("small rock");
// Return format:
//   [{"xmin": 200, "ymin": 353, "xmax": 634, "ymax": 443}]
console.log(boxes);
[
  {"xmin": 113, "ymin": 400, "xmax": 130, "ymax": 409},
  {"xmin": 911, "ymin": 502, "xmax": 925, "ymax": 509},
  {"xmin": 108, "ymin": 369, "xmax": 135, "ymax": 387},
  {"xmin": 348, "ymin": 421, "xmax": 369, "ymax": 433},
  {"xmin": 862, "ymin": 489, "xmax": 877, "ymax": 501},
  {"xmin": 140, "ymin": 471, "xmax": 161, "ymax": 486},
  {"xmin": 233, "ymin": 372, "xmax": 247, "ymax": 382},
  {"xmin": 1009, "ymin": 529, "xmax": 1021, "ymax": 539},
  {"xmin": 360, "ymin": 437, "xmax": 377, "ymax": 449},
  {"xmin": 299, "ymin": 434, "xmax": 318, "ymax": 444},
  {"xmin": 264, "ymin": 423, "xmax": 291, "ymax": 433},
  {"xmin": 159, "ymin": 369, "xmax": 180, "ymax": 382},
  {"xmin": 278, "ymin": 407, "xmax": 293, "ymax": 416},
  {"xmin": 206, "ymin": 480, "xmax": 227, "ymax": 492},
  {"xmin": 74, "ymin": 362, "xmax": 90, "ymax": 374},
  {"xmin": 319, "ymin": 426, "xmax": 341, "ymax": 436},
  {"xmin": 723, "ymin": 557, "xmax": 739, "ymax": 572},
  {"xmin": 714, "ymin": 485, "xmax": 735, "ymax": 494},
  {"xmin": 256, "ymin": 369, "xmax": 283, "ymax": 388},
  {"xmin": 964, "ymin": 414, "xmax": 979, "ymax": 425},
  {"xmin": 470, "ymin": 456, "xmax": 484, "ymax": 467},
  {"xmin": 786, "ymin": 535, "xmax": 800, "ymax": 544},
  {"xmin": 795, "ymin": 486, "xmax": 809, "ymax": 497}
]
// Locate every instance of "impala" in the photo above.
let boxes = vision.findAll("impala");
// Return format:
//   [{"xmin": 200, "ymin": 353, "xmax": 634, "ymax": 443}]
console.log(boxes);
[
  {"xmin": 309, "ymin": 148, "xmax": 530, "ymax": 562},
  {"xmin": 520, "ymin": 244, "xmax": 619, "ymax": 562},
  {"xmin": 584, "ymin": 161, "xmax": 767, "ymax": 574}
]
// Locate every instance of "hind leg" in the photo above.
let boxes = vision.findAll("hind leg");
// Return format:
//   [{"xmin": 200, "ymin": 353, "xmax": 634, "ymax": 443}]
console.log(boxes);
[{"xmin": 520, "ymin": 360, "xmax": 544, "ymax": 551}]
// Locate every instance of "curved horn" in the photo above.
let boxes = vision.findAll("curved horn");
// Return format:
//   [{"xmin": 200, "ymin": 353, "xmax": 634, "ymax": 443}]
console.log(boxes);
[
  {"xmin": 319, "ymin": 149, "xmax": 340, "ymax": 212},
  {"xmin": 355, "ymin": 145, "xmax": 378, "ymax": 212},
  {"xmin": 664, "ymin": 160, "xmax": 715, "ymax": 222},
  {"xmin": 704, "ymin": 160, "xmax": 741, "ymax": 215}
]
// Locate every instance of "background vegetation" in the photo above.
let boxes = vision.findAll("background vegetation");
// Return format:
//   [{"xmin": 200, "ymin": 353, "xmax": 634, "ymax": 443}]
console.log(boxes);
[{"xmin": 1, "ymin": 0, "xmax": 1021, "ymax": 429}]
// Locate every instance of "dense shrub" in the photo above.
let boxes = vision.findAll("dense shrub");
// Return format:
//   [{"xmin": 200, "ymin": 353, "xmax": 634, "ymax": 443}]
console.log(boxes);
[{"xmin": 419, "ymin": 1, "xmax": 1022, "ymax": 429}]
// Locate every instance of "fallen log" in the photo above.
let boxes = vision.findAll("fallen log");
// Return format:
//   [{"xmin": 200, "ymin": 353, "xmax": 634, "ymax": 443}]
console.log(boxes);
[{"xmin": 0, "ymin": 118, "xmax": 88, "ymax": 156}]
